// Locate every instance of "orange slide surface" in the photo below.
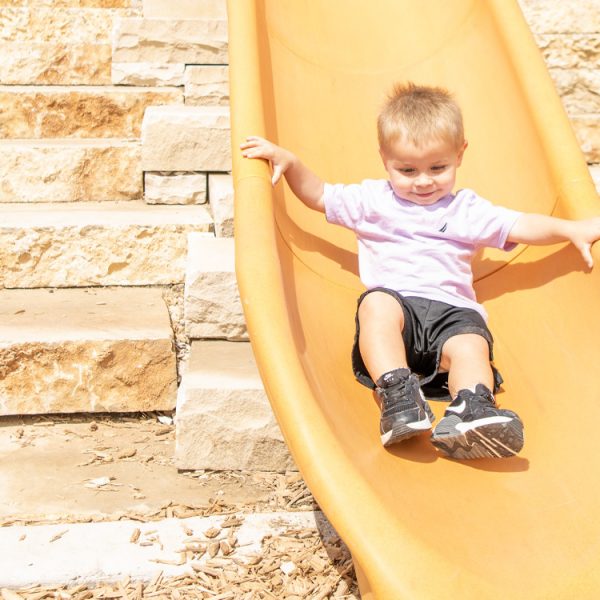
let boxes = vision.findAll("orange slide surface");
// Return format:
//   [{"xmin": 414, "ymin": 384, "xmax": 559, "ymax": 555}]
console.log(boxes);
[{"xmin": 227, "ymin": 2, "xmax": 600, "ymax": 598}]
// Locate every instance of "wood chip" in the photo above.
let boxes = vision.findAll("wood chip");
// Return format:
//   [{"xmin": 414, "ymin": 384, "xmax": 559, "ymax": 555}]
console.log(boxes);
[
  {"xmin": 129, "ymin": 529, "xmax": 141, "ymax": 544},
  {"xmin": 49, "ymin": 530, "xmax": 68, "ymax": 543}
]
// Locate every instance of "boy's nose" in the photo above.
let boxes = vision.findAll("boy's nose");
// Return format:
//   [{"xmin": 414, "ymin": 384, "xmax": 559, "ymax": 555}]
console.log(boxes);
[{"xmin": 414, "ymin": 173, "xmax": 433, "ymax": 187}]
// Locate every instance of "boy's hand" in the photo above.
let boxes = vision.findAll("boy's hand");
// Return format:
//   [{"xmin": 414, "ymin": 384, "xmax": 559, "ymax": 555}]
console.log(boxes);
[
  {"xmin": 240, "ymin": 136, "xmax": 293, "ymax": 186},
  {"xmin": 569, "ymin": 217, "xmax": 600, "ymax": 269}
]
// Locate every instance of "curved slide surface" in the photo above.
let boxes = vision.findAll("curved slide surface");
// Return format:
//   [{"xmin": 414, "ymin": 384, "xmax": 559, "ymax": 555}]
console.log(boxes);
[{"xmin": 227, "ymin": 2, "xmax": 600, "ymax": 598}]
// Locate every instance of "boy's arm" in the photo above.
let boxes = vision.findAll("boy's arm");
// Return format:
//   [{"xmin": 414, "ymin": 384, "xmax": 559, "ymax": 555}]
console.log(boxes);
[
  {"xmin": 508, "ymin": 213, "xmax": 600, "ymax": 268},
  {"xmin": 240, "ymin": 136, "xmax": 325, "ymax": 213}
]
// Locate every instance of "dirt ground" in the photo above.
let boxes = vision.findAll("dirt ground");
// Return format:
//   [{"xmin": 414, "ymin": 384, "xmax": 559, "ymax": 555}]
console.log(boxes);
[{"xmin": 0, "ymin": 413, "xmax": 360, "ymax": 599}]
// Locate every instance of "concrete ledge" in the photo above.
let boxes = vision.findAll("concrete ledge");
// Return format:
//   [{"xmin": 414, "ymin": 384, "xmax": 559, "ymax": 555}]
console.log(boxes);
[
  {"xmin": 175, "ymin": 341, "xmax": 295, "ymax": 472},
  {"xmin": 0, "ymin": 511, "xmax": 330, "ymax": 588}
]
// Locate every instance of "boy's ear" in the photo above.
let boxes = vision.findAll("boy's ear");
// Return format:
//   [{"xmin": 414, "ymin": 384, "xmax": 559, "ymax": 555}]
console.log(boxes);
[{"xmin": 457, "ymin": 140, "xmax": 468, "ymax": 165}]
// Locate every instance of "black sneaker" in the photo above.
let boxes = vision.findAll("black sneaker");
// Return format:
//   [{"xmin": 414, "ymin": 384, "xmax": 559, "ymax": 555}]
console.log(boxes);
[
  {"xmin": 377, "ymin": 368, "xmax": 435, "ymax": 447},
  {"xmin": 431, "ymin": 384, "xmax": 524, "ymax": 459}
]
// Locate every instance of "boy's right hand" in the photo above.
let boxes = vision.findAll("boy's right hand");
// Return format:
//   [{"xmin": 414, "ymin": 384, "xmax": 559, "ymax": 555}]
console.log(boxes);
[{"xmin": 240, "ymin": 136, "xmax": 293, "ymax": 186}]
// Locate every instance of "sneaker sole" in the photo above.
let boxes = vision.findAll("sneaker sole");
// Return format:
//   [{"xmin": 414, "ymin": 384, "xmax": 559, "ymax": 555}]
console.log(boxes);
[
  {"xmin": 381, "ymin": 417, "xmax": 433, "ymax": 447},
  {"xmin": 431, "ymin": 419, "xmax": 524, "ymax": 459}
]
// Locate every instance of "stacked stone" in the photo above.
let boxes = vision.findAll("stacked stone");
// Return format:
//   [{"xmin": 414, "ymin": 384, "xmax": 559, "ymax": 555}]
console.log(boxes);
[
  {"xmin": 518, "ymin": 0, "xmax": 600, "ymax": 189},
  {"xmin": 0, "ymin": 0, "xmax": 291, "ymax": 472}
]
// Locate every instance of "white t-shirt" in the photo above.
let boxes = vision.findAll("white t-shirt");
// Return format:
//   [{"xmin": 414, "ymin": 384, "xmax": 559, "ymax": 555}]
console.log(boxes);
[{"xmin": 323, "ymin": 180, "xmax": 522, "ymax": 320}]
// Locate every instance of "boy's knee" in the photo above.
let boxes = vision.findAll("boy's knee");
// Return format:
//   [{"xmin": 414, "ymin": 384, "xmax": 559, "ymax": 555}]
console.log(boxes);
[
  {"xmin": 358, "ymin": 291, "xmax": 405, "ymax": 326},
  {"xmin": 441, "ymin": 333, "xmax": 490, "ymax": 365}
]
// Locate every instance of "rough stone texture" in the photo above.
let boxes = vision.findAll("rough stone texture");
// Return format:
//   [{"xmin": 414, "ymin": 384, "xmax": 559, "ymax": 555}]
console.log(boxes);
[
  {"xmin": 175, "ymin": 340, "xmax": 294, "ymax": 471},
  {"xmin": 145, "ymin": 172, "xmax": 207, "ymax": 205},
  {"xmin": 184, "ymin": 234, "xmax": 247, "ymax": 341},
  {"xmin": 0, "ymin": 1, "xmax": 140, "ymax": 9},
  {"xmin": 572, "ymin": 116, "xmax": 600, "ymax": 163},
  {"xmin": 0, "ymin": 201, "xmax": 213, "ymax": 287},
  {"xmin": 0, "ymin": 86, "xmax": 182, "ymax": 139},
  {"xmin": 517, "ymin": 0, "xmax": 600, "ymax": 34},
  {"xmin": 0, "ymin": 7, "xmax": 131, "ymax": 43},
  {"xmin": 0, "ymin": 42, "xmax": 112, "ymax": 85},
  {"xmin": 112, "ymin": 17, "xmax": 228, "ymax": 64},
  {"xmin": 0, "ymin": 287, "xmax": 177, "ymax": 415},
  {"xmin": 184, "ymin": 65, "xmax": 229, "ymax": 106},
  {"xmin": 0, "ymin": 139, "xmax": 141, "ymax": 202},
  {"xmin": 535, "ymin": 34, "xmax": 600, "ymax": 70},
  {"xmin": 548, "ymin": 69, "xmax": 600, "ymax": 114},
  {"xmin": 209, "ymin": 173, "xmax": 234, "ymax": 238},
  {"xmin": 143, "ymin": 0, "xmax": 226, "ymax": 19},
  {"xmin": 516, "ymin": 1, "xmax": 599, "ymax": 166},
  {"xmin": 141, "ymin": 105, "xmax": 231, "ymax": 172},
  {"xmin": 112, "ymin": 62, "xmax": 184, "ymax": 86}
]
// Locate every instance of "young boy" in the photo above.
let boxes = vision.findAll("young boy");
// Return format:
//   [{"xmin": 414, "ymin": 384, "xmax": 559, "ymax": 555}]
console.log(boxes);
[{"xmin": 240, "ymin": 82, "xmax": 600, "ymax": 460}]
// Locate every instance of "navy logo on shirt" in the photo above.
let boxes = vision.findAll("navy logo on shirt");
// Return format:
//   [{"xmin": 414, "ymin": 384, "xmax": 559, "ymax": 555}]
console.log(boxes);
[{"xmin": 439, "ymin": 223, "xmax": 448, "ymax": 233}]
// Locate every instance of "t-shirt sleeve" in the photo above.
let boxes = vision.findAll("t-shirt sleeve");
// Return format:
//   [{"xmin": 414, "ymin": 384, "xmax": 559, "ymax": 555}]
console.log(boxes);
[
  {"xmin": 462, "ymin": 191, "xmax": 523, "ymax": 251},
  {"xmin": 322, "ymin": 182, "xmax": 366, "ymax": 230}
]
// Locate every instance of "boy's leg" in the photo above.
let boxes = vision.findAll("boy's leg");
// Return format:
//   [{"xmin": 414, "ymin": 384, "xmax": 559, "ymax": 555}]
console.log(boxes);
[
  {"xmin": 357, "ymin": 291, "xmax": 434, "ymax": 446},
  {"xmin": 432, "ymin": 333, "xmax": 524, "ymax": 459},
  {"xmin": 438, "ymin": 334, "xmax": 493, "ymax": 398},
  {"xmin": 357, "ymin": 290, "xmax": 409, "ymax": 381}
]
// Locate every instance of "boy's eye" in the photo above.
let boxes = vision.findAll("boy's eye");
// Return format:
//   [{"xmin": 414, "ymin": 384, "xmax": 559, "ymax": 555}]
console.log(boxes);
[
  {"xmin": 431, "ymin": 165, "xmax": 447, "ymax": 172},
  {"xmin": 398, "ymin": 168, "xmax": 416, "ymax": 174}
]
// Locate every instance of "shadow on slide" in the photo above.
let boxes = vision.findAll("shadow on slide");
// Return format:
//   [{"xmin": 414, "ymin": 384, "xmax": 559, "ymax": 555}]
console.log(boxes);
[{"xmin": 227, "ymin": 1, "xmax": 600, "ymax": 597}]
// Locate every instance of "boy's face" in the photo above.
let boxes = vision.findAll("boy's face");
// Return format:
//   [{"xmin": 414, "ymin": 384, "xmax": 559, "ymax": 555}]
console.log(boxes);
[{"xmin": 379, "ymin": 136, "xmax": 467, "ymax": 206}]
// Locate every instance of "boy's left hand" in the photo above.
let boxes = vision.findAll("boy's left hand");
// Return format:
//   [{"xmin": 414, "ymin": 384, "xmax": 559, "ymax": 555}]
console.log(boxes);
[{"xmin": 570, "ymin": 217, "xmax": 600, "ymax": 269}]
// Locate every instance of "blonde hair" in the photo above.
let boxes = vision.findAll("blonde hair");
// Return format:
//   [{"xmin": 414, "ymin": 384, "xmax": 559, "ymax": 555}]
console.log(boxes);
[{"xmin": 377, "ymin": 82, "xmax": 464, "ymax": 151}]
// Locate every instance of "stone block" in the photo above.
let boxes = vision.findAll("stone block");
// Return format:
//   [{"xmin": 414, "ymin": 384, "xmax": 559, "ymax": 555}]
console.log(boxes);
[
  {"xmin": 0, "ymin": 42, "xmax": 112, "ymax": 85},
  {"xmin": 535, "ymin": 34, "xmax": 600, "ymax": 71},
  {"xmin": 0, "ymin": 7, "xmax": 133, "ymax": 43},
  {"xmin": 0, "ymin": 287, "xmax": 177, "ymax": 415},
  {"xmin": 0, "ymin": 139, "xmax": 141, "ymax": 202},
  {"xmin": 572, "ymin": 115, "xmax": 600, "ymax": 163},
  {"xmin": 0, "ymin": 85, "xmax": 182, "ymax": 139},
  {"xmin": 175, "ymin": 340, "xmax": 294, "ymax": 471},
  {"xmin": 0, "ymin": 1, "xmax": 140, "ymax": 6},
  {"xmin": 517, "ymin": 0, "xmax": 599, "ymax": 34},
  {"xmin": 141, "ymin": 105, "xmax": 231, "ymax": 172},
  {"xmin": 143, "ymin": 0, "xmax": 226, "ymax": 19},
  {"xmin": 0, "ymin": 201, "xmax": 213, "ymax": 287},
  {"xmin": 145, "ymin": 172, "xmax": 207, "ymax": 205},
  {"xmin": 209, "ymin": 174, "xmax": 234, "ymax": 237},
  {"xmin": 112, "ymin": 62, "xmax": 185, "ymax": 86},
  {"xmin": 184, "ymin": 65, "xmax": 229, "ymax": 106},
  {"xmin": 184, "ymin": 234, "xmax": 247, "ymax": 341},
  {"xmin": 112, "ymin": 17, "xmax": 228, "ymax": 64},
  {"xmin": 549, "ymin": 69, "xmax": 600, "ymax": 115}
]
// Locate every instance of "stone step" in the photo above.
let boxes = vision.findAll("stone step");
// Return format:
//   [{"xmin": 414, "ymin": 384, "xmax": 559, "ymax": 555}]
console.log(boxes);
[
  {"xmin": 142, "ymin": 105, "xmax": 231, "ymax": 172},
  {"xmin": 0, "ymin": 287, "xmax": 177, "ymax": 415},
  {"xmin": 0, "ymin": 138, "xmax": 141, "ymax": 203},
  {"xmin": 208, "ymin": 173, "xmax": 234, "ymax": 237},
  {"xmin": 0, "ymin": 85, "xmax": 182, "ymax": 139},
  {"xmin": 0, "ymin": 201, "xmax": 213, "ymax": 288},
  {"xmin": 0, "ymin": 6, "xmax": 140, "ymax": 85},
  {"xmin": 184, "ymin": 233, "xmax": 247, "ymax": 341},
  {"xmin": 175, "ymin": 340, "xmax": 294, "ymax": 472}
]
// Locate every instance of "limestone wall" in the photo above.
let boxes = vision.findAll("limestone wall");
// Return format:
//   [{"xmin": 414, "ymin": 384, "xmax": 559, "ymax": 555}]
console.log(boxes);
[{"xmin": 518, "ymin": 0, "xmax": 600, "ymax": 184}]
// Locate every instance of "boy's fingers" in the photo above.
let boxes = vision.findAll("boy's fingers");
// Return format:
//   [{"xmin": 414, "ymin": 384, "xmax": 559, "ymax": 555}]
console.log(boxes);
[
  {"xmin": 581, "ymin": 244, "xmax": 594, "ymax": 269},
  {"xmin": 271, "ymin": 164, "xmax": 283, "ymax": 186}
]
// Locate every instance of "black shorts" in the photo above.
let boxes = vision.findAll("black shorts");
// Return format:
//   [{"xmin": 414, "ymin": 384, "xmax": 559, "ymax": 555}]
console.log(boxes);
[{"xmin": 352, "ymin": 288, "xmax": 503, "ymax": 399}]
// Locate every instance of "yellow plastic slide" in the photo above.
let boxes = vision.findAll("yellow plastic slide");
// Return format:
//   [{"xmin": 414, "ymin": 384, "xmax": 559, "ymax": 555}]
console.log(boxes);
[{"xmin": 227, "ymin": 1, "xmax": 600, "ymax": 597}]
